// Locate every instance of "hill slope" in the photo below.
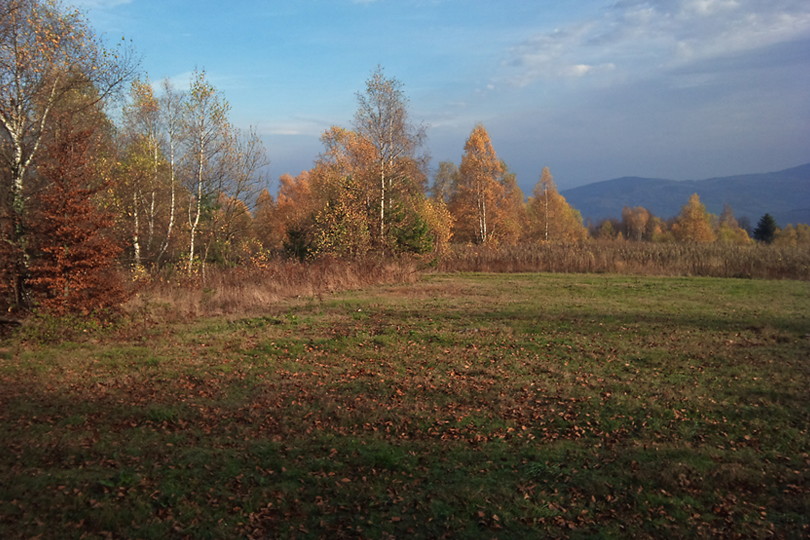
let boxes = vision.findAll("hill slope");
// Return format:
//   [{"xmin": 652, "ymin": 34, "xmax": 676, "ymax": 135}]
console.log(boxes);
[{"xmin": 561, "ymin": 163, "xmax": 810, "ymax": 226}]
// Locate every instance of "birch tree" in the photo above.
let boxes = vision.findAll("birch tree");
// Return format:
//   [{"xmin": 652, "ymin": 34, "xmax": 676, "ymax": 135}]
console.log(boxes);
[
  {"xmin": 450, "ymin": 124, "xmax": 504, "ymax": 244},
  {"xmin": 120, "ymin": 79, "xmax": 162, "ymax": 270},
  {"xmin": 526, "ymin": 167, "xmax": 587, "ymax": 243},
  {"xmin": 431, "ymin": 161, "xmax": 457, "ymax": 203},
  {"xmin": 353, "ymin": 66, "xmax": 425, "ymax": 247},
  {"xmin": 671, "ymin": 193, "xmax": 716, "ymax": 243},
  {"xmin": 182, "ymin": 70, "xmax": 231, "ymax": 274},
  {"xmin": 202, "ymin": 127, "xmax": 267, "ymax": 266},
  {"xmin": 622, "ymin": 206, "xmax": 651, "ymax": 242},
  {"xmin": 0, "ymin": 0, "xmax": 135, "ymax": 308},
  {"xmin": 156, "ymin": 79, "xmax": 184, "ymax": 265}
]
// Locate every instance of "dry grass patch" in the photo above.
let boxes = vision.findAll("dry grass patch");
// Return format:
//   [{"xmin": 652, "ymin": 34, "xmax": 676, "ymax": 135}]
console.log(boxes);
[
  {"xmin": 125, "ymin": 256, "xmax": 420, "ymax": 320},
  {"xmin": 439, "ymin": 242, "xmax": 810, "ymax": 280}
]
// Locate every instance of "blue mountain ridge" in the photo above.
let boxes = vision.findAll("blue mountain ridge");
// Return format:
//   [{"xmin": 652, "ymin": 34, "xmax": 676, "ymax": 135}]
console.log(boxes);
[{"xmin": 560, "ymin": 163, "xmax": 810, "ymax": 226}]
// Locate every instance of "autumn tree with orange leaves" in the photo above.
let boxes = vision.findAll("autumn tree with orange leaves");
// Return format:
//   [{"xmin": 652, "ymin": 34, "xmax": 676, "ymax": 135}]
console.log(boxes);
[
  {"xmin": 28, "ymin": 106, "xmax": 127, "ymax": 315},
  {"xmin": 621, "ymin": 206, "xmax": 652, "ymax": 242},
  {"xmin": 252, "ymin": 189, "xmax": 280, "ymax": 252},
  {"xmin": 304, "ymin": 126, "xmax": 375, "ymax": 257},
  {"xmin": 494, "ymin": 162, "xmax": 526, "ymax": 246},
  {"xmin": 0, "ymin": 0, "xmax": 135, "ymax": 310},
  {"xmin": 526, "ymin": 167, "xmax": 587, "ymax": 243},
  {"xmin": 287, "ymin": 122, "xmax": 440, "ymax": 258},
  {"xmin": 450, "ymin": 124, "xmax": 506, "ymax": 244},
  {"xmin": 274, "ymin": 171, "xmax": 317, "ymax": 258},
  {"xmin": 671, "ymin": 193, "xmax": 716, "ymax": 244}
]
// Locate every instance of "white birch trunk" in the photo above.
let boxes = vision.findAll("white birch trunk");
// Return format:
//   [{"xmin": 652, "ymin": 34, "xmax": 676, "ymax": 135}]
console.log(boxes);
[
  {"xmin": 132, "ymin": 191, "xmax": 141, "ymax": 269},
  {"xmin": 187, "ymin": 141, "xmax": 204, "ymax": 274}
]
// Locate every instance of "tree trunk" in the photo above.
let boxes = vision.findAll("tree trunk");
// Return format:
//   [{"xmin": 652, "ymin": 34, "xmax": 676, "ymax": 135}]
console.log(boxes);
[
  {"xmin": 187, "ymin": 143, "xmax": 204, "ymax": 274},
  {"xmin": 379, "ymin": 163, "xmax": 386, "ymax": 242},
  {"xmin": 8, "ymin": 162, "xmax": 28, "ymax": 309},
  {"xmin": 132, "ymin": 190, "xmax": 141, "ymax": 269},
  {"xmin": 156, "ymin": 128, "xmax": 177, "ymax": 266}
]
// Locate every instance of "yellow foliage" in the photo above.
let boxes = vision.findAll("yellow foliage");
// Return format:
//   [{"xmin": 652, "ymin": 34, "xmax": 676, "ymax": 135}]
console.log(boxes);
[
  {"xmin": 526, "ymin": 167, "xmax": 587, "ymax": 243},
  {"xmin": 716, "ymin": 204, "xmax": 751, "ymax": 245},
  {"xmin": 774, "ymin": 224, "xmax": 810, "ymax": 247},
  {"xmin": 621, "ymin": 206, "xmax": 651, "ymax": 241},
  {"xmin": 420, "ymin": 198, "xmax": 454, "ymax": 254},
  {"xmin": 450, "ymin": 124, "xmax": 505, "ymax": 244},
  {"xmin": 717, "ymin": 224, "xmax": 752, "ymax": 245},
  {"xmin": 671, "ymin": 193, "xmax": 716, "ymax": 244}
]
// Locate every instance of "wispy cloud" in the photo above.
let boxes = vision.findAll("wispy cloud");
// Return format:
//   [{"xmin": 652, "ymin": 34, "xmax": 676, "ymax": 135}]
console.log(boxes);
[
  {"xmin": 149, "ymin": 71, "xmax": 194, "ymax": 93},
  {"xmin": 499, "ymin": 0, "xmax": 810, "ymax": 87},
  {"xmin": 263, "ymin": 116, "xmax": 335, "ymax": 137},
  {"xmin": 72, "ymin": 0, "xmax": 133, "ymax": 9}
]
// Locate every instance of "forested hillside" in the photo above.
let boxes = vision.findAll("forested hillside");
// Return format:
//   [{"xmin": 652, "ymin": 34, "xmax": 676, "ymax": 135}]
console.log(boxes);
[{"xmin": 562, "ymin": 164, "xmax": 810, "ymax": 226}]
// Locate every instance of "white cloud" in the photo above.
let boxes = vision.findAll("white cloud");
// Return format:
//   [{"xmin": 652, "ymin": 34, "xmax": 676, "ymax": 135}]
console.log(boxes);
[
  {"xmin": 264, "ymin": 116, "xmax": 332, "ymax": 137},
  {"xmin": 150, "ymin": 71, "xmax": 194, "ymax": 93},
  {"xmin": 267, "ymin": 128, "xmax": 305, "ymax": 136},
  {"xmin": 500, "ymin": 0, "xmax": 810, "ymax": 87},
  {"xmin": 564, "ymin": 63, "xmax": 616, "ymax": 78},
  {"xmin": 684, "ymin": 0, "xmax": 740, "ymax": 16}
]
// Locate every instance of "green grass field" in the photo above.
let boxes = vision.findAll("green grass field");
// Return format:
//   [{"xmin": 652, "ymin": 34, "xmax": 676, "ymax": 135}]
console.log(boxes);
[{"xmin": 1, "ymin": 273, "xmax": 808, "ymax": 538}]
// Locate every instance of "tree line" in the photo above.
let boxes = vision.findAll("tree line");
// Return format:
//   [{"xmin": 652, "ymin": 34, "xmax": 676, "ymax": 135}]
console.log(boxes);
[{"xmin": 1, "ymin": 0, "xmax": 807, "ymax": 316}]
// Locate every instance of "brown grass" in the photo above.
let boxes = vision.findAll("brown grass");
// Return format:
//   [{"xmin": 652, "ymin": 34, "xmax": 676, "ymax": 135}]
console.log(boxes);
[
  {"xmin": 118, "ymin": 242, "xmax": 808, "ymax": 324},
  {"xmin": 437, "ymin": 241, "xmax": 810, "ymax": 280},
  {"xmin": 125, "ymin": 256, "xmax": 420, "ymax": 320}
]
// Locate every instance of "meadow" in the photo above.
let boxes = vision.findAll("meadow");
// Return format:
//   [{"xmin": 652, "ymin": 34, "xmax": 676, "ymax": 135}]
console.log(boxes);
[{"xmin": 1, "ymin": 272, "xmax": 808, "ymax": 538}]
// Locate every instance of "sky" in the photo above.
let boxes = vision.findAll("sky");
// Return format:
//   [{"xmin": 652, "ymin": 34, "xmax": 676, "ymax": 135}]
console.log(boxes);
[{"xmin": 76, "ymin": 0, "xmax": 810, "ymax": 193}]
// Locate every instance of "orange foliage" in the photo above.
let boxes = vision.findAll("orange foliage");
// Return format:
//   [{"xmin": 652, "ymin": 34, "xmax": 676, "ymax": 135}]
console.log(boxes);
[
  {"xmin": 493, "ymin": 165, "xmax": 525, "ymax": 246},
  {"xmin": 622, "ymin": 206, "xmax": 651, "ymax": 241},
  {"xmin": 450, "ymin": 124, "xmax": 505, "ymax": 244},
  {"xmin": 526, "ymin": 167, "xmax": 587, "ymax": 243},
  {"xmin": 252, "ymin": 189, "xmax": 280, "ymax": 251},
  {"xmin": 671, "ymin": 193, "xmax": 716, "ymax": 244},
  {"xmin": 28, "ymin": 114, "xmax": 127, "ymax": 315}
]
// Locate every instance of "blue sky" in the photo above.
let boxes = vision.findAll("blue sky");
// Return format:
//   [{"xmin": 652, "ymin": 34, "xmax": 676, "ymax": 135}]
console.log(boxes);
[{"xmin": 78, "ymin": 0, "xmax": 810, "ymax": 192}]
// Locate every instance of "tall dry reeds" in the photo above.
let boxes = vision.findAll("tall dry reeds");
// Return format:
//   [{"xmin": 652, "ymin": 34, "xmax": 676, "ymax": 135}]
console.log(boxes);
[
  {"xmin": 436, "ymin": 241, "xmax": 810, "ymax": 280},
  {"xmin": 125, "ymin": 242, "xmax": 809, "ymax": 323},
  {"xmin": 126, "ymin": 256, "xmax": 420, "ymax": 320}
]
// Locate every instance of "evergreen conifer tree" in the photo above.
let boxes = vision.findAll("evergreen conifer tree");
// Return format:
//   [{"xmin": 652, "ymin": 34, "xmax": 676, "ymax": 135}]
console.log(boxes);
[{"xmin": 753, "ymin": 213, "xmax": 778, "ymax": 244}]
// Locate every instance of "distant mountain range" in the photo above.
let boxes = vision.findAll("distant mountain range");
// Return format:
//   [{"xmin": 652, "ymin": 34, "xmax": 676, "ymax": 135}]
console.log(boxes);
[{"xmin": 561, "ymin": 163, "xmax": 810, "ymax": 227}]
